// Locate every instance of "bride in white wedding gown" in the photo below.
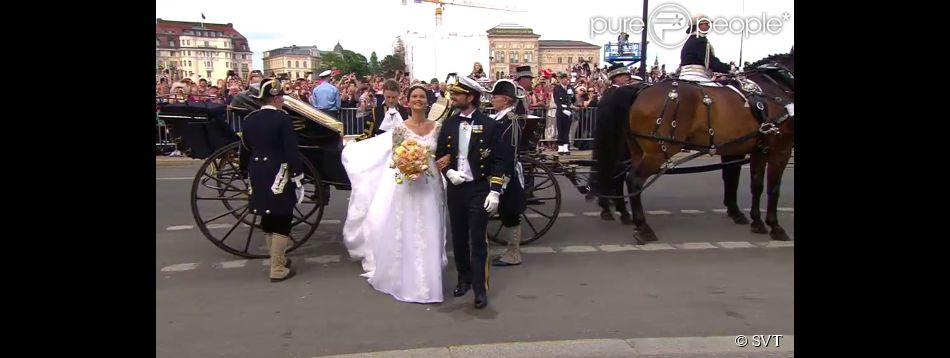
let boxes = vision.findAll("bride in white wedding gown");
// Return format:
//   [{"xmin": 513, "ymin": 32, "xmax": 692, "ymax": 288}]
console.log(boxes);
[{"xmin": 341, "ymin": 85, "xmax": 447, "ymax": 303}]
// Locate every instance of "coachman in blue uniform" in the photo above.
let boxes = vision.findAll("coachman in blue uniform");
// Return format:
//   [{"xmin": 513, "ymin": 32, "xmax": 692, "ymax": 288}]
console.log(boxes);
[
  {"xmin": 678, "ymin": 14, "xmax": 734, "ymax": 82},
  {"xmin": 488, "ymin": 78, "xmax": 529, "ymax": 267},
  {"xmin": 239, "ymin": 78, "xmax": 303, "ymax": 282}
]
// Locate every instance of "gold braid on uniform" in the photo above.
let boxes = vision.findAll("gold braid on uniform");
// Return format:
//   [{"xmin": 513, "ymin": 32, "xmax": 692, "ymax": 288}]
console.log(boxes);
[
  {"xmin": 356, "ymin": 106, "xmax": 377, "ymax": 141},
  {"xmin": 490, "ymin": 176, "xmax": 505, "ymax": 185}
]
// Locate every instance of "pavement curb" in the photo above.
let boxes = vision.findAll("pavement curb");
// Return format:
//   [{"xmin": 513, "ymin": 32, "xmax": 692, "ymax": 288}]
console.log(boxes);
[
  {"xmin": 311, "ymin": 336, "xmax": 794, "ymax": 358},
  {"xmin": 156, "ymin": 157, "xmax": 203, "ymax": 167}
]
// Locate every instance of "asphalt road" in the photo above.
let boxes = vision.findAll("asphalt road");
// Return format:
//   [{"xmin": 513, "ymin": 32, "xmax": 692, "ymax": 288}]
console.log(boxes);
[{"xmin": 156, "ymin": 158, "xmax": 794, "ymax": 358}]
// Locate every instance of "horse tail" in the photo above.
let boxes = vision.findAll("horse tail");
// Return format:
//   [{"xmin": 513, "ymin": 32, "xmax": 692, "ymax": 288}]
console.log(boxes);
[{"xmin": 593, "ymin": 85, "xmax": 643, "ymax": 192}]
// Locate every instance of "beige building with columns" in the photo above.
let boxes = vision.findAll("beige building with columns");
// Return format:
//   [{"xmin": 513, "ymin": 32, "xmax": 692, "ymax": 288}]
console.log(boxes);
[
  {"xmin": 262, "ymin": 46, "xmax": 321, "ymax": 80},
  {"xmin": 486, "ymin": 23, "xmax": 601, "ymax": 80}
]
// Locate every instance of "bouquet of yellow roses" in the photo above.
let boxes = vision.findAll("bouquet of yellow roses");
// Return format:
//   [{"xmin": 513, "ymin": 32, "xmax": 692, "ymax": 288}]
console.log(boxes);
[{"xmin": 390, "ymin": 138, "xmax": 434, "ymax": 184}]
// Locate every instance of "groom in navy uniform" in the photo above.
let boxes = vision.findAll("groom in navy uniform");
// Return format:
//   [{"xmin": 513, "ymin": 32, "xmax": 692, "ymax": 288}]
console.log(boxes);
[{"xmin": 435, "ymin": 76, "xmax": 512, "ymax": 309}]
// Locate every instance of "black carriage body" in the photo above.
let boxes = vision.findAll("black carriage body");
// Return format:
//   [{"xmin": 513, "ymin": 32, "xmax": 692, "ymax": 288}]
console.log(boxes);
[{"xmin": 157, "ymin": 101, "xmax": 239, "ymax": 159}]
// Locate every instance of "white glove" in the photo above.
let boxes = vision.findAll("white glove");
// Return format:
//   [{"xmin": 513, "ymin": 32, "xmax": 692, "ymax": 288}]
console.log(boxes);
[
  {"xmin": 295, "ymin": 185, "xmax": 305, "ymax": 205},
  {"xmin": 562, "ymin": 109, "xmax": 572, "ymax": 116},
  {"xmin": 484, "ymin": 191, "xmax": 500, "ymax": 213},
  {"xmin": 445, "ymin": 169, "xmax": 465, "ymax": 186}
]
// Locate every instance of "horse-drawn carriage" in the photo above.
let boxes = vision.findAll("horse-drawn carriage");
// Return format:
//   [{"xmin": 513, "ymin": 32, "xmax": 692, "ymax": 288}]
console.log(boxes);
[
  {"xmin": 158, "ymin": 93, "xmax": 350, "ymax": 258},
  {"xmin": 160, "ymin": 51, "xmax": 793, "ymax": 257}
]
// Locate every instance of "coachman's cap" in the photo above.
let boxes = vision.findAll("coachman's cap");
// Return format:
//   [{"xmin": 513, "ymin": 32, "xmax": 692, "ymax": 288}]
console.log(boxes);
[
  {"xmin": 318, "ymin": 70, "xmax": 332, "ymax": 78},
  {"xmin": 253, "ymin": 78, "xmax": 283, "ymax": 99},
  {"xmin": 514, "ymin": 65, "xmax": 533, "ymax": 80},
  {"xmin": 606, "ymin": 63, "xmax": 630, "ymax": 80},
  {"xmin": 487, "ymin": 79, "xmax": 521, "ymax": 100}
]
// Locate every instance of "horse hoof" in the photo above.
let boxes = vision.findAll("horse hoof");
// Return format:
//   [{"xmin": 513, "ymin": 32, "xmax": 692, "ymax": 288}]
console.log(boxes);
[
  {"xmin": 634, "ymin": 229, "xmax": 659, "ymax": 244},
  {"xmin": 751, "ymin": 222, "xmax": 768, "ymax": 234},
  {"xmin": 770, "ymin": 228, "xmax": 791, "ymax": 241},
  {"xmin": 727, "ymin": 210, "xmax": 750, "ymax": 225}
]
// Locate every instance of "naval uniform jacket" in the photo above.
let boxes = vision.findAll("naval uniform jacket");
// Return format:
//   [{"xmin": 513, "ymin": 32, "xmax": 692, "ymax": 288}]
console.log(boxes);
[
  {"xmin": 436, "ymin": 109, "xmax": 509, "ymax": 187},
  {"xmin": 553, "ymin": 84, "xmax": 575, "ymax": 118},
  {"xmin": 490, "ymin": 106, "xmax": 527, "ymax": 215},
  {"xmin": 238, "ymin": 105, "xmax": 304, "ymax": 217}
]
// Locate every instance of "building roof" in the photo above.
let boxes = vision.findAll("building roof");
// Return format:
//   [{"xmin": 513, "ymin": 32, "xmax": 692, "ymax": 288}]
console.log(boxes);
[
  {"xmin": 156, "ymin": 18, "xmax": 251, "ymax": 52},
  {"xmin": 538, "ymin": 40, "xmax": 599, "ymax": 49},
  {"xmin": 263, "ymin": 46, "xmax": 321, "ymax": 58},
  {"xmin": 486, "ymin": 23, "xmax": 538, "ymax": 36},
  {"xmin": 333, "ymin": 41, "xmax": 344, "ymax": 52}
]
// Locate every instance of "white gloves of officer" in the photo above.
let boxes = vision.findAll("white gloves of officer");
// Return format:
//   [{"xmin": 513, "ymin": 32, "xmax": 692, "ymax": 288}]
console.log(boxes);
[
  {"xmin": 484, "ymin": 191, "xmax": 500, "ymax": 213},
  {"xmin": 445, "ymin": 169, "xmax": 465, "ymax": 186},
  {"xmin": 293, "ymin": 174, "xmax": 305, "ymax": 205}
]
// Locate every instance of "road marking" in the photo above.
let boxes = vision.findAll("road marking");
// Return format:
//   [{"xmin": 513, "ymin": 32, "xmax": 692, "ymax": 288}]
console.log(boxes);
[
  {"xmin": 207, "ymin": 223, "xmax": 233, "ymax": 229},
  {"xmin": 161, "ymin": 263, "xmax": 199, "ymax": 272},
  {"xmin": 712, "ymin": 209, "xmax": 728, "ymax": 214},
  {"xmin": 520, "ymin": 246, "xmax": 556, "ymax": 254},
  {"xmin": 215, "ymin": 260, "xmax": 248, "ymax": 269},
  {"xmin": 559, "ymin": 245, "xmax": 597, "ymax": 253},
  {"xmin": 166, "ymin": 225, "xmax": 194, "ymax": 231},
  {"xmin": 637, "ymin": 243, "xmax": 676, "ymax": 251},
  {"xmin": 778, "ymin": 207, "xmax": 794, "ymax": 212},
  {"xmin": 759, "ymin": 241, "xmax": 795, "ymax": 248},
  {"xmin": 680, "ymin": 210, "xmax": 704, "ymax": 214},
  {"xmin": 715, "ymin": 241, "xmax": 756, "ymax": 249},
  {"xmin": 582, "ymin": 211, "xmax": 602, "ymax": 217},
  {"xmin": 321, "ymin": 219, "xmax": 342, "ymax": 224},
  {"xmin": 676, "ymin": 242, "xmax": 718, "ymax": 250},
  {"xmin": 305, "ymin": 255, "xmax": 341, "ymax": 264},
  {"xmin": 160, "ymin": 240, "xmax": 795, "ymax": 273},
  {"xmin": 598, "ymin": 244, "xmax": 640, "ymax": 252},
  {"xmin": 646, "ymin": 210, "xmax": 672, "ymax": 215},
  {"xmin": 156, "ymin": 177, "xmax": 193, "ymax": 181}
]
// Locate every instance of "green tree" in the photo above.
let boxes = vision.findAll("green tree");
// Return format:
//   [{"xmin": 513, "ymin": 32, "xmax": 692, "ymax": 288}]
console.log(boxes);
[
  {"xmin": 369, "ymin": 51, "xmax": 381, "ymax": 75},
  {"xmin": 321, "ymin": 50, "xmax": 371, "ymax": 78},
  {"xmin": 379, "ymin": 54, "xmax": 406, "ymax": 78}
]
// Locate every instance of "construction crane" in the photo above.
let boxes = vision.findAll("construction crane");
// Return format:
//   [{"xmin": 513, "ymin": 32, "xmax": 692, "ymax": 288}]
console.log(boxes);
[{"xmin": 403, "ymin": 0, "xmax": 524, "ymax": 26}]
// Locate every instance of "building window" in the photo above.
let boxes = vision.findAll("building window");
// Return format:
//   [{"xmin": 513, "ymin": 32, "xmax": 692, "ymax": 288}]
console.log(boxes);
[
  {"xmin": 188, "ymin": 61, "xmax": 192, "ymax": 67},
  {"xmin": 557, "ymin": 57, "xmax": 562, "ymax": 64},
  {"xmin": 295, "ymin": 61, "xmax": 300, "ymax": 68},
  {"xmin": 287, "ymin": 61, "xmax": 292, "ymax": 68},
  {"xmin": 189, "ymin": 71, "xmax": 194, "ymax": 77},
  {"xmin": 496, "ymin": 51, "xmax": 505, "ymax": 63},
  {"xmin": 242, "ymin": 44, "xmax": 248, "ymax": 51},
  {"xmin": 303, "ymin": 61, "xmax": 307, "ymax": 68},
  {"xmin": 242, "ymin": 64, "xmax": 248, "ymax": 70},
  {"xmin": 295, "ymin": 72, "xmax": 300, "ymax": 79},
  {"xmin": 509, "ymin": 51, "xmax": 518, "ymax": 64},
  {"xmin": 242, "ymin": 54, "xmax": 247, "ymax": 60},
  {"xmin": 226, "ymin": 62, "xmax": 229, "ymax": 68},
  {"xmin": 206, "ymin": 61, "xmax": 211, "ymax": 67},
  {"xmin": 170, "ymin": 51, "xmax": 175, "ymax": 57},
  {"xmin": 578, "ymin": 56, "xmax": 584, "ymax": 63},
  {"xmin": 568, "ymin": 57, "xmax": 573, "ymax": 64},
  {"xmin": 588, "ymin": 56, "xmax": 593, "ymax": 62},
  {"xmin": 524, "ymin": 52, "xmax": 531, "ymax": 63}
]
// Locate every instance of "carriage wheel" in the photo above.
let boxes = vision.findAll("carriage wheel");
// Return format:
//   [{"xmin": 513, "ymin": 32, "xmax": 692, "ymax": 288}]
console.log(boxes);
[
  {"xmin": 190, "ymin": 143, "xmax": 325, "ymax": 259},
  {"xmin": 488, "ymin": 156, "xmax": 561, "ymax": 245}
]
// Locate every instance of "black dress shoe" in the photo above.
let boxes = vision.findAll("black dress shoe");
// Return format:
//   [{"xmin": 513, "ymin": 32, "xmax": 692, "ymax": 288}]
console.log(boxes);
[
  {"xmin": 600, "ymin": 210, "xmax": 615, "ymax": 221},
  {"xmin": 474, "ymin": 294, "xmax": 487, "ymax": 309},
  {"xmin": 453, "ymin": 282, "xmax": 471, "ymax": 297}
]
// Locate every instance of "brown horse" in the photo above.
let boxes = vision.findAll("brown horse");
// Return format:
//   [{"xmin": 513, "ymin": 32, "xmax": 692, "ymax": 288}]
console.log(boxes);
[{"xmin": 594, "ymin": 53, "xmax": 794, "ymax": 243}]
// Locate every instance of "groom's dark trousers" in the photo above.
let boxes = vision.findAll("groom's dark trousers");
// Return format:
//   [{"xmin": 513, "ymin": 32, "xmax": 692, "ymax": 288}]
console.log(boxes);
[{"xmin": 447, "ymin": 178, "xmax": 490, "ymax": 298}]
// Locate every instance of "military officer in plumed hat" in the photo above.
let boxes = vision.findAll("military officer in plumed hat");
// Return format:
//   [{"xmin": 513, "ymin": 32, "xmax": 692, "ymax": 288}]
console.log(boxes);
[{"xmin": 238, "ymin": 78, "xmax": 303, "ymax": 282}]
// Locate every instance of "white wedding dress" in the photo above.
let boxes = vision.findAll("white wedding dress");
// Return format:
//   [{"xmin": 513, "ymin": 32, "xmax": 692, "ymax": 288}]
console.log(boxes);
[{"xmin": 341, "ymin": 119, "xmax": 448, "ymax": 303}]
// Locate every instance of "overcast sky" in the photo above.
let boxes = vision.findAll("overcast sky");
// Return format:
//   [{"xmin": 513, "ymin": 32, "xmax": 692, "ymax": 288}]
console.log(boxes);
[{"xmin": 156, "ymin": 0, "xmax": 794, "ymax": 79}]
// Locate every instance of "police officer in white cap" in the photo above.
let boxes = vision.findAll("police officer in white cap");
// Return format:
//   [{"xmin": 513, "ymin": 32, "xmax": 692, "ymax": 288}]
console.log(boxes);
[{"xmin": 311, "ymin": 69, "xmax": 340, "ymax": 118}]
